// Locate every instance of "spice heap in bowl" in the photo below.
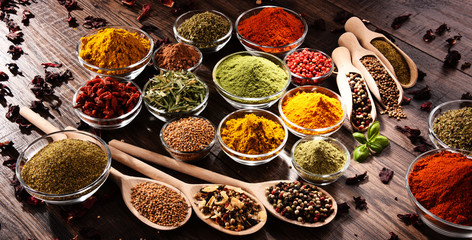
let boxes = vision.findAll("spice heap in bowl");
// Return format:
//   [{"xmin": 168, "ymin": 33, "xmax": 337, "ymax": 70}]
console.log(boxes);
[
  {"xmin": 15, "ymin": 130, "xmax": 112, "ymax": 204},
  {"xmin": 152, "ymin": 42, "xmax": 202, "ymax": 72},
  {"xmin": 236, "ymin": 6, "xmax": 307, "ymax": 56},
  {"xmin": 174, "ymin": 10, "xmax": 232, "ymax": 52},
  {"xmin": 77, "ymin": 26, "xmax": 153, "ymax": 81},
  {"xmin": 213, "ymin": 51, "xmax": 290, "ymax": 109},
  {"xmin": 291, "ymin": 136, "xmax": 350, "ymax": 185},
  {"xmin": 428, "ymin": 100, "xmax": 472, "ymax": 151},
  {"xmin": 73, "ymin": 76, "xmax": 142, "ymax": 129},
  {"xmin": 217, "ymin": 109, "xmax": 288, "ymax": 166},
  {"xmin": 143, "ymin": 71, "xmax": 209, "ymax": 122},
  {"xmin": 160, "ymin": 116, "xmax": 216, "ymax": 162},
  {"xmin": 279, "ymin": 86, "xmax": 345, "ymax": 137},
  {"xmin": 284, "ymin": 48, "xmax": 334, "ymax": 86},
  {"xmin": 406, "ymin": 148, "xmax": 472, "ymax": 237}
]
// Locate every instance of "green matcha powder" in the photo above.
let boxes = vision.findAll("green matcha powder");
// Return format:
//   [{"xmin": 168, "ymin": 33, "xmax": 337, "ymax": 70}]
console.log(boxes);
[{"xmin": 294, "ymin": 139, "xmax": 346, "ymax": 175}]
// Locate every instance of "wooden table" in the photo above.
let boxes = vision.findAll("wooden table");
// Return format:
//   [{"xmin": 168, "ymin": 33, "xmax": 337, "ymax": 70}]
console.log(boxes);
[{"xmin": 1, "ymin": 0, "xmax": 470, "ymax": 239}]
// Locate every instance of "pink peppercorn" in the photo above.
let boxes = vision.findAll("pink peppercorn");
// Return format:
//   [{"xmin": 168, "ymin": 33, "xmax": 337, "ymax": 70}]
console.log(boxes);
[{"xmin": 285, "ymin": 48, "xmax": 333, "ymax": 85}]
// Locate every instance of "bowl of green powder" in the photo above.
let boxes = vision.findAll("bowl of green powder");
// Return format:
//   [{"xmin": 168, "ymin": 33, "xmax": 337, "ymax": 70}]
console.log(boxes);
[
  {"xmin": 291, "ymin": 136, "xmax": 350, "ymax": 185},
  {"xmin": 429, "ymin": 100, "xmax": 472, "ymax": 151},
  {"xmin": 16, "ymin": 130, "xmax": 112, "ymax": 204},
  {"xmin": 174, "ymin": 10, "xmax": 232, "ymax": 52},
  {"xmin": 213, "ymin": 51, "xmax": 291, "ymax": 109}
]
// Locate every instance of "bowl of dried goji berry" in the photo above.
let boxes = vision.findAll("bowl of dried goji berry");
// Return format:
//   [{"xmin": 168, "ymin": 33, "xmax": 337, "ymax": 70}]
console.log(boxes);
[{"xmin": 73, "ymin": 76, "xmax": 142, "ymax": 129}]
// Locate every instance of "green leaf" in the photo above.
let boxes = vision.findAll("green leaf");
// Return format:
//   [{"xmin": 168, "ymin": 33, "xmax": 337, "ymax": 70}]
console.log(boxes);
[
  {"xmin": 369, "ymin": 142, "xmax": 384, "ymax": 154},
  {"xmin": 367, "ymin": 121, "xmax": 380, "ymax": 140},
  {"xmin": 353, "ymin": 132, "xmax": 367, "ymax": 144},
  {"xmin": 353, "ymin": 145, "xmax": 370, "ymax": 162},
  {"xmin": 372, "ymin": 135, "xmax": 390, "ymax": 148}
]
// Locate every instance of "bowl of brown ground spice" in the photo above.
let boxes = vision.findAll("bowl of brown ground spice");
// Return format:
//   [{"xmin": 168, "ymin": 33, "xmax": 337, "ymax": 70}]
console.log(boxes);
[
  {"xmin": 152, "ymin": 43, "xmax": 203, "ymax": 73},
  {"xmin": 16, "ymin": 130, "xmax": 112, "ymax": 204}
]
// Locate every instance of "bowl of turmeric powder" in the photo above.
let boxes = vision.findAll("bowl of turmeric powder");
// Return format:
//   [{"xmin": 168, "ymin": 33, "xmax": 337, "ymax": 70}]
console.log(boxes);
[
  {"xmin": 217, "ymin": 109, "xmax": 289, "ymax": 166},
  {"xmin": 278, "ymin": 86, "xmax": 346, "ymax": 138},
  {"xmin": 76, "ymin": 26, "xmax": 154, "ymax": 81}
]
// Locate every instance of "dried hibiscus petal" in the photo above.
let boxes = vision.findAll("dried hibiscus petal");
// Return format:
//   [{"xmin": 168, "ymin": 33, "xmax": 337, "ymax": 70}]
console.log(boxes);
[
  {"xmin": 338, "ymin": 202, "xmax": 350, "ymax": 214},
  {"xmin": 6, "ymin": 31, "xmax": 23, "ymax": 43},
  {"xmin": 417, "ymin": 69, "xmax": 426, "ymax": 81},
  {"xmin": 27, "ymin": 196, "xmax": 44, "ymax": 206},
  {"xmin": 41, "ymin": 62, "xmax": 62, "ymax": 68},
  {"xmin": 397, "ymin": 213, "xmax": 423, "ymax": 228},
  {"xmin": 345, "ymin": 171, "xmax": 368, "ymax": 185},
  {"xmin": 391, "ymin": 14, "xmax": 411, "ymax": 30},
  {"xmin": 461, "ymin": 62, "xmax": 471, "ymax": 70},
  {"xmin": 388, "ymin": 232, "xmax": 399, "ymax": 240},
  {"xmin": 61, "ymin": 196, "xmax": 98, "ymax": 223},
  {"xmin": 30, "ymin": 100, "xmax": 49, "ymax": 112},
  {"xmin": 21, "ymin": 10, "xmax": 34, "ymax": 25},
  {"xmin": 122, "ymin": 0, "xmax": 135, "ymax": 6},
  {"xmin": 422, "ymin": 29, "xmax": 435, "ymax": 42},
  {"xmin": 0, "ymin": 71, "xmax": 8, "ymax": 81},
  {"xmin": 407, "ymin": 86, "xmax": 431, "ymax": 100},
  {"xmin": 461, "ymin": 92, "xmax": 472, "ymax": 107},
  {"xmin": 137, "ymin": 4, "xmax": 152, "ymax": 22},
  {"xmin": 413, "ymin": 144, "xmax": 433, "ymax": 153},
  {"xmin": 420, "ymin": 101, "xmax": 432, "ymax": 111},
  {"xmin": 5, "ymin": 104, "xmax": 19, "ymax": 121},
  {"xmin": 6, "ymin": 63, "xmax": 21, "ymax": 76},
  {"xmin": 401, "ymin": 96, "xmax": 411, "ymax": 105},
  {"xmin": 0, "ymin": 83, "xmax": 13, "ymax": 97},
  {"xmin": 330, "ymin": 27, "xmax": 345, "ymax": 34},
  {"xmin": 83, "ymin": 16, "xmax": 107, "ymax": 29},
  {"xmin": 444, "ymin": 50, "xmax": 461, "ymax": 68},
  {"xmin": 379, "ymin": 167, "xmax": 393, "ymax": 184},
  {"xmin": 161, "ymin": 0, "xmax": 174, "ymax": 8},
  {"xmin": 435, "ymin": 23, "xmax": 449, "ymax": 35},
  {"xmin": 353, "ymin": 196, "xmax": 367, "ymax": 210},
  {"xmin": 7, "ymin": 45, "xmax": 24, "ymax": 59},
  {"xmin": 446, "ymin": 33, "xmax": 462, "ymax": 47},
  {"xmin": 66, "ymin": 12, "xmax": 78, "ymax": 27}
]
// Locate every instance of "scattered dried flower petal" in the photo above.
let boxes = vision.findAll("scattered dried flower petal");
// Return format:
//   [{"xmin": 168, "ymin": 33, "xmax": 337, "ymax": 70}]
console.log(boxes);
[
  {"xmin": 407, "ymin": 86, "xmax": 431, "ymax": 100},
  {"xmin": 0, "ymin": 83, "xmax": 13, "ymax": 98},
  {"xmin": 83, "ymin": 16, "xmax": 107, "ymax": 29},
  {"xmin": 161, "ymin": 0, "xmax": 174, "ymax": 8},
  {"xmin": 137, "ymin": 4, "xmax": 151, "ymax": 22},
  {"xmin": 6, "ymin": 31, "xmax": 23, "ymax": 43},
  {"xmin": 66, "ymin": 12, "xmax": 78, "ymax": 27},
  {"xmin": 413, "ymin": 144, "xmax": 433, "ymax": 153},
  {"xmin": 6, "ymin": 63, "xmax": 21, "ymax": 76},
  {"xmin": 420, "ymin": 101, "xmax": 432, "ymax": 111},
  {"xmin": 391, "ymin": 14, "xmax": 411, "ymax": 30},
  {"xmin": 353, "ymin": 196, "xmax": 367, "ymax": 210},
  {"xmin": 21, "ymin": 10, "xmax": 34, "ymax": 25},
  {"xmin": 156, "ymin": 37, "xmax": 170, "ymax": 48},
  {"xmin": 379, "ymin": 167, "xmax": 393, "ymax": 184},
  {"xmin": 30, "ymin": 100, "xmax": 49, "ymax": 112},
  {"xmin": 401, "ymin": 96, "xmax": 411, "ymax": 105},
  {"xmin": 338, "ymin": 202, "xmax": 350, "ymax": 214},
  {"xmin": 397, "ymin": 213, "xmax": 423, "ymax": 227},
  {"xmin": 417, "ymin": 69, "xmax": 426, "ymax": 81},
  {"xmin": 446, "ymin": 33, "xmax": 462, "ymax": 47},
  {"xmin": 444, "ymin": 50, "xmax": 461, "ymax": 68},
  {"xmin": 388, "ymin": 232, "xmax": 399, "ymax": 240},
  {"xmin": 460, "ymin": 62, "xmax": 471, "ymax": 70},
  {"xmin": 422, "ymin": 29, "xmax": 435, "ymax": 42},
  {"xmin": 61, "ymin": 196, "xmax": 98, "ymax": 223},
  {"xmin": 346, "ymin": 171, "xmax": 368, "ymax": 185},
  {"xmin": 461, "ymin": 92, "xmax": 472, "ymax": 108},
  {"xmin": 435, "ymin": 23, "xmax": 449, "ymax": 35},
  {"xmin": 41, "ymin": 62, "xmax": 62, "ymax": 68},
  {"xmin": 121, "ymin": 0, "xmax": 135, "ymax": 6},
  {"xmin": 0, "ymin": 71, "xmax": 8, "ymax": 81},
  {"xmin": 7, "ymin": 45, "xmax": 24, "ymax": 59}
]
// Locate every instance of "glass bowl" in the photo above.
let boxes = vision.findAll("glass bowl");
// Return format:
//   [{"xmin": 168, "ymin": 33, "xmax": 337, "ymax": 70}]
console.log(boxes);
[
  {"xmin": 160, "ymin": 116, "xmax": 216, "ymax": 162},
  {"xmin": 76, "ymin": 26, "xmax": 154, "ymax": 81},
  {"xmin": 235, "ymin": 6, "xmax": 308, "ymax": 57},
  {"xmin": 405, "ymin": 148, "xmax": 472, "ymax": 237},
  {"xmin": 143, "ymin": 73, "xmax": 209, "ymax": 122},
  {"xmin": 173, "ymin": 10, "xmax": 232, "ymax": 53},
  {"xmin": 212, "ymin": 51, "xmax": 291, "ymax": 109},
  {"xmin": 152, "ymin": 43, "xmax": 203, "ymax": 73},
  {"xmin": 217, "ymin": 109, "xmax": 289, "ymax": 166},
  {"xmin": 428, "ymin": 100, "xmax": 472, "ymax": 150},
  {"xmin": 291, "ymin": 136, "xmax": 350, "ymax": 185},
  {"xmin": 73, "ymin": 80, "xmax": 143, "ymax": 130},
  {"xmin": 278, "ymin": 86, "xmax": 346, "ymax": 138},
  {"xmin": 283, "ymin": 48, "xmax": 334, "ymax": 86},
  {"xmin": 15, "ymin": 130, "xmax": 112, "ymax": 205}
]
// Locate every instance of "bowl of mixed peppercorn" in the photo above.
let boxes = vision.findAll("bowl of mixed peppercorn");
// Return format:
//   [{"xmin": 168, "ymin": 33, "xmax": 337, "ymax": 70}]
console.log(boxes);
[
  {"xmin": 73, "ymin": 76, "xmax": 143, "ymax": 129},
  {"xmin": 284, "ymin": 48, "xmax": 334, "ymax": 86}
]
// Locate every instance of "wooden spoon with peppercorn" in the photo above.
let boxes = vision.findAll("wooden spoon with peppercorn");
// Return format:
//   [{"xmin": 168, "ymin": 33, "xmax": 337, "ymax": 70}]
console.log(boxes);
[
  {"xmin": 109, "ymin": 140, "xmax": 338, "ymax": 228},
  {"xmin": 332, "ymin": 46, "xmax": 377, "ymax": 132},
  {"xmin": 345, "ymin": 17, "xmax": 418, "ymax": 89},
  {"xmin": 338, "ymin": 32, "xmax": 404, "ymax": 112}
]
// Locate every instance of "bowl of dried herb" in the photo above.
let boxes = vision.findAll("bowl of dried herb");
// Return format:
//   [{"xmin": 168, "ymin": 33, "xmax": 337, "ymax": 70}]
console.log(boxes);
[
  {"xmin": 143, "ymin": 71, "xmax": 209, "ymax": 122},
  {"xmin": 15, "ymin": 130, "xmax": 112, "ymax": 205}
]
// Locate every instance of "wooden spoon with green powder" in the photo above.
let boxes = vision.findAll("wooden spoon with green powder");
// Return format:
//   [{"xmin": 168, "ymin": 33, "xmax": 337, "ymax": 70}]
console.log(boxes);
[
  {"xmin": 109, "ymin": 140, "xmax": 338, "ymax": 228},
  {"xmin": 344, "ymin": 17, "xmax": 418, "ymax": 88}
]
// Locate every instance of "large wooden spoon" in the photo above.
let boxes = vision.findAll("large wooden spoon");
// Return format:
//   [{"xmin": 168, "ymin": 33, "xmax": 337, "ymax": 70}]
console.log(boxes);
[
  {"xmin": 108, "ymin": 167, "xmax": 192, "ymax": 230},
  {"xmin": 332, "ymin": 46, "xmax": 377, "ymax": 132},
  {"xmin": 109, "ymin": 140, "xmax": 338, "ymax": 228},
  {"xmin": 338, "ymin": 32, "xmax": 404, "ymax": 109},
  {"xmin": 345, "ymin": 17, "xmax": 417, "ymax": 88}
]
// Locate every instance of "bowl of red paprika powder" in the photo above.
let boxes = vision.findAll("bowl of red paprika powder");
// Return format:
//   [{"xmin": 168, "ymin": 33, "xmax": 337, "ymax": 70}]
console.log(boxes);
[
  {"xmin": 73, "ymin": 76, "xmax": 142, "ymax": 130},
  {"xmin": 406, "ymin": 148, "xmax": 472, "ymax": 237},
  {"xmin": 284, "ymin": 48, "xmax": 335, "ymax": 86},
  {"xmin": 236, "ymin": 6, "xmax": 308, "ymax": 56}
]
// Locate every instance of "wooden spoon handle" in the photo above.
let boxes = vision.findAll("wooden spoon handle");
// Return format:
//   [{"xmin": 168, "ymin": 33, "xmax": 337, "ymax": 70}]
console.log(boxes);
[
  {"xmin": 109, "ymin": 140, "xmax": 251, "ymax": 189},
  {"xmin": 338, "ymin": 32, "xmax": 373, "ymax": 59},
  {"xmin": 332, "ymin": 46, "xmax": 357, "ymax": 73},
  {"xmin": 109, "ymin": 167, "xmax": 125, "ymax": 186},
  {"xmin": 19, "ymin": 106, "xmax": 66, "ymax": 140},
  {"xmin": 344, "ymin": 17, "xmax": 382, "ymax": 43}
]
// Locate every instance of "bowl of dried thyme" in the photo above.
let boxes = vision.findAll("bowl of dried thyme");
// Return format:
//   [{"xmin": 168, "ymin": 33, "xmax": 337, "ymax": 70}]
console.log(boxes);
[
  {"xmin": 15, "ymin": 130, "xmax": 112, "ymax": 205},
  {"xmin": 143, "ymin": 71, "xmax": 209, "ymax": 122},
  {"xmin": 428, "ymin": 100, "xmax": 472, "ymax": 151}
]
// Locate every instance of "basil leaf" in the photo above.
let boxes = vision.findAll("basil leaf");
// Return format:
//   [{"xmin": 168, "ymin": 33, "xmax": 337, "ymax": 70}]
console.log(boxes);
[
  {"xmin": 372, "ymin": 135, "xmax": 390, "ymax": 148},
  {"xmin": 353, "ymin": 145, "xmax": 370, "ymax": 162},
  {"xmin": 353, "ymin": 132, "xmax": 367, "ymax": 144},
  {"xmin": 367, "ymin": 121, "xmax": 380, "ymax": 140},
  {"xmin": 369, "ymin": 142, "xmax": 384, "ymax": 154}
]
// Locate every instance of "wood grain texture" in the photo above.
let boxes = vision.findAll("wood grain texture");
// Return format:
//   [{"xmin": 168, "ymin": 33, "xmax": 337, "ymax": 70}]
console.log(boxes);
[{"xmin": 0, "ymin": 0, "xmax": 470, "ymax": 239}]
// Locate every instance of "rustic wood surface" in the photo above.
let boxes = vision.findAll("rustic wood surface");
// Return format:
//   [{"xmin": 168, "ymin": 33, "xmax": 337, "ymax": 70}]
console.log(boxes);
[{"xmin": 0, "ymin": 0, "xmax": 470, "ymax": 239}]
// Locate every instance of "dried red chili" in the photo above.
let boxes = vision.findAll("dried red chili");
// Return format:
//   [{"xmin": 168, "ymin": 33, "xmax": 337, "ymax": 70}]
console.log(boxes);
[
  {"xmin": 435, "ymin": 23, "xmax": 449, "ymax": 35},
  {"xmin": 420, "ymin": 101, "xmax": 432, "ymax": 111},
  {"xmin": 345, "ymin": 171, "xmax": 368, "ymax": 185},
  {"xmin": 391, "ymin": 14, "xmax": 411, "ymax": 30},
  {"xmin": 353, "ymin": 196, "xmax": 367, "ymax": 210},
  {"xmin": 379, "ymin": 167, "xmax": 393, "ymax": 184},
  {"xmin": 137, "ymin": 4, "xmax": 151, "ymax": 21},
  {"xmin": 74, "ymin": 76, "xmax": 141, "ymax": 119}
]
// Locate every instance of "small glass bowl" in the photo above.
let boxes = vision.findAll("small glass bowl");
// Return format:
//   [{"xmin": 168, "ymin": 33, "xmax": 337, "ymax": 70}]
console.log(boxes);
[
  {"xmin": 291, "ymin": 136, "xmax": 350, "ymax": 185},
  {"xmin": 212, "ymin": 51, "xmax": 291, "ymax": 109},
  {"xmin": 428, "ymin": 100, "xmax": 472, "ymax": 150},
  {"xmin": 283, "ymin": 48, "xmax": 334, "ymax": 86},
  {"xmin": 152, "ymin": 43, "xmax": 203, "ymax": 73},
  {"xmin": 173, "ymin": 10, "xmax": 232, "ymax": 53},
  {"xmin": 73, "ymin": 80, "xmax": 143, "ymax": 130},
  {"xmin": 143, "ymin": 74, "xmax": 209, "ymax": 122},
  {"xmin": 15, "ymin": 130, "xmax": 112, "ymax": 205},
  {"xmin": 235, "ymin": 6, "xmax": 308, "ymax": 57},
  {"xmin": 278, "ymin": 86, "xmax": 346, "ymax": 138},
  {"xmin": 217, "ymin": 109, "xmax": 289, "ymax": 166},
  {"xmin": 405, "ymin": 148, "xmax": 472, "ymax": 238},
  {"xmin": 76, "ymin": 26, "xmax": 154, "ymax": 81},
  {"xmin": 160, "ymin": 116, "xmax": 216, "ymax": 162}
]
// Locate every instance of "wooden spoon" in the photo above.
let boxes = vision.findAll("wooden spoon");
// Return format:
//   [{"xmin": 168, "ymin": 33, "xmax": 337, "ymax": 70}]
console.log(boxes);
[
  {"xmin": 332, "ymin": 46, "xmax": 377, "ymax": 132},
  {"xmin": 338, "ymin": 32, "xmax": 404, "ymax": 109},
  {"xmin": 108, "ymin": 167, "xmax": 192, "ymax": 230},
  {"xmin": 18, "ymin": 109, "xmax": 266, "ymax": 235},
  {"xmin": 344, "ymin": 17, "xmax": 417, "ymax": 88},
  {"xmin": 109, "ymin": 140, "xmax": 338, "ymax": 228}
]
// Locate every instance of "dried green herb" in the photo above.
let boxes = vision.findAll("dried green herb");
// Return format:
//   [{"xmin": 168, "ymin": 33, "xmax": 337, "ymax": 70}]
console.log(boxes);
[
  {"xmin": 432, "ymin": 107, "xmax": 472, "ymax": 151},
  {"xmin": 371, "ymin": 38, "xmax": 410, "ymax": 86},
  {"xmin": 21, "ymin": 139, "xmax": 107, "ymax": 194},
  {"xmin": 177, "ymin": 11, "xmax": 229, "ymax": 49},
  {"xmin": 144, "ymin": 71, "xmax": 206, "ymax": 113}
]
